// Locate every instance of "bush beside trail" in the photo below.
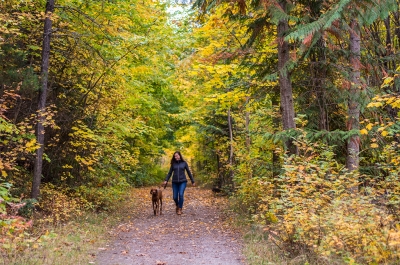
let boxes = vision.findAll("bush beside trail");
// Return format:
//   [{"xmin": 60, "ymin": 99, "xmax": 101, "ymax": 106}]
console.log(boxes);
[{"xmin": 233, "ymin": 133, "xmax": 400, "ymax": 264}]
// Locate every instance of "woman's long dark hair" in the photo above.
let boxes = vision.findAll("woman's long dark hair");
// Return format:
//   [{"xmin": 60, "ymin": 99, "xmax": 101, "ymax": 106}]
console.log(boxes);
[{"xmin": 170, "ymin": 151, "xmax": 186, "ymax": 164}]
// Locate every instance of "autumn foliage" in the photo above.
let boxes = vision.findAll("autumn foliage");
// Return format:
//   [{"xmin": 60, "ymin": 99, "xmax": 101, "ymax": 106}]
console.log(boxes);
[
  {"xmin": 1, "ymin": 0, "xmax": 182, "ymax": 257},
  {"xmin": 1, "ymin": 0, "xmax": 400, "ymax": 264},
  {"xmin": 235, "ymin": 131, "xmax": 400, "ymax": 263}
]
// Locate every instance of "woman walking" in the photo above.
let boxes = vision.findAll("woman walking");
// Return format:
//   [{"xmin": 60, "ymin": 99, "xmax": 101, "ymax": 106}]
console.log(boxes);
[{"xmin": 163, "ymin": 151, "xmax": 195, "ymax": 215}]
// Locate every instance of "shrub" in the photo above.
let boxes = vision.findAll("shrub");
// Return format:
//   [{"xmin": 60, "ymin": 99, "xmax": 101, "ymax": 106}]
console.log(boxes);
[
  {"xmin": 37, "ymin": 183, "xmax": 83, "ymax": 225},
  {"xmin": 75, "ymin": 180, "xmax": 129, "ymax": 211},
  {"xmin": 232, "ymin": 177, "xmax": 275, "ymax": 218},
  {"xmin": 237, "ymin": 132, "xmax": 400, "ymax": 264}
]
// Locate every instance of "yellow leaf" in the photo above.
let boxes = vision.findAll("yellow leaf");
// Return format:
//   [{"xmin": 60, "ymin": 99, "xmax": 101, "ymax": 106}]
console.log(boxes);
[
  {"xmin": 25, "ymin": 138, "xmax": 36, "ymax": 148},
  {"xmin": 367, "ymin": 102, "xmax": 383, "ymax": 108},
  {"xmin": 366, "ymin": 123, "xmax": 374, "ymax": 130},
  {"xmin": 381, "ymin": 131, "xmax": 388, "ymax": 137},
  {"xmin": 381, "ymin": 77, "xmax": 394, "ymax": 88},
  {"xmin": 393, "ymin": 99, "xmax": 400, "ymax": 108},
  {"xmin": 371, "ymin": 143, "xmax": 379, "ymax": 148},
  {"xmin": 360, "ymin": 129, "xmax": 368, "ymax": 135}
]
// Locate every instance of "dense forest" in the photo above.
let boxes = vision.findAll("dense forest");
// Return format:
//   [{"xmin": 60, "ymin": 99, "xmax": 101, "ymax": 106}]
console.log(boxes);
[{"xmin": 1, "ymin": 0, "xmax": 400, "ymax": 264}]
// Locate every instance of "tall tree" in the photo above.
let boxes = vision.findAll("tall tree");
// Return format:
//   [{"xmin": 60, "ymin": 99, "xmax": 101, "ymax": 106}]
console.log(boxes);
[
  {"xmin": 277, "ymin": 0, "xmax": 297, "ymax": 154},
  {"xmin": 227, "ymin": 107, "xmax": 234, "ymax": 184},
  {"xmin": 285, "ymin": 0, "xmax": 397, "ymax": 171},
  {"xmin": 32, "ymin": 0, "xmax": 54, "ymax": 199},
  {"xmin": 346, "ymin": 18, "xmax": 361, "ymax": 171},
  {"xmin": 194, "ymin": 0, "xmax": 299, "ymax": 154}
]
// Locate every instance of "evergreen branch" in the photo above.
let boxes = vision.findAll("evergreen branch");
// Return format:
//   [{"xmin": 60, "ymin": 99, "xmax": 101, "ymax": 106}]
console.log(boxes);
[
  {"xmin": 285, "ymin": 0, "xmax": 398, "ymax": 43},
  {"xmin": 358, "ymin": 0, "xmax": 398, "ymax": 26},
  {"xmin": 285, "ymin": 0, "xmax": 352, "ymax": 42},
  {"xmin": 268, "ymin": 1, "xmax": 301, "ymax": 25}
]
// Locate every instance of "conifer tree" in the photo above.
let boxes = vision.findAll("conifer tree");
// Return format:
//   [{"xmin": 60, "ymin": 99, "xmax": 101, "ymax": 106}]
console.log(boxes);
[{"xmin": 285, "ymin": 0, "xmax": 397, "ymax": 171}]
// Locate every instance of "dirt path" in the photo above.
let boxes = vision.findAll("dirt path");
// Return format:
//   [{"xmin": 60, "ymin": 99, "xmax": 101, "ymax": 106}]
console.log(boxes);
[{"xmin": 96, "ymin": 186, "xmax": 245, "ymax": 265}]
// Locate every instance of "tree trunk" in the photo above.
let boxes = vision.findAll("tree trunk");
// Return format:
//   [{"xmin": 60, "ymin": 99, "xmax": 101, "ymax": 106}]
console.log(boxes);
[
  {"xmin": 32, "ymin": 0, "xmax": 54, "ymax": 199},
  {"xmin": 245, "ymin": 96, "xmax": 250, "ymax": 152},
  {"xmin": 317, "ymin": 90, "xmax": 328, "ymax": 131},
  {"xmin": 346, "ymin": 19, "xmax": 361, "ymax": 172},
  {"xmin": 228, "ymin": 108, "xmax": 234, "ymax": 186},
  {"xmin": 315, "ymin": 37, "xmax": 329, "ymax": 131},
  {"xmin": 216, "ymin": 153, "xmax": 222, "ymax": 188},
  {"xmin": 393, "ymin": 11, "xmax": 400, "ymax": 50},
  {"xmin": 384, "ymin": 17, "xmax": 394, "ymax": 71},
  {"xmin": 271, "ymin": 93, "xmax": 281, "ymax": 177},
  {"xmin": 277, "ymin": 0, "xmax": 297, "ymax": 155}
]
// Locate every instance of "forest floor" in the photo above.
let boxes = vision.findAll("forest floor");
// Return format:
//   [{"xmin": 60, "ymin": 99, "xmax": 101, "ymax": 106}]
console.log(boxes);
[{"xmin": 95, "ymin": 186, "xmax": 246, "ymax": 265}]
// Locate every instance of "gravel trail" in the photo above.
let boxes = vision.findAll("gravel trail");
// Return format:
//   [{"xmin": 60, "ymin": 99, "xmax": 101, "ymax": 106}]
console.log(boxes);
[{"xmin": 96, "ymin": 186, "xmax": 245, "ymax": 265}]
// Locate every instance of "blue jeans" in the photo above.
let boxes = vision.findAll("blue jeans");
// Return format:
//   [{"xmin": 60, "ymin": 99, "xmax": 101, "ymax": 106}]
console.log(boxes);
[{"xmin": 172, "ymin": 182, "xmax": 187, "ymax": 209}]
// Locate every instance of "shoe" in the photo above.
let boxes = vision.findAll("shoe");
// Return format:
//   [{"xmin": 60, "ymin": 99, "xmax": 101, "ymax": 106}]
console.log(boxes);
[
  {"xmin": 176, "ymin": 206, "xmax": 179, "ymax": 214},
  {"xmin": 177, "ymin": 208, "xmax": 182, "ymax": 215}
]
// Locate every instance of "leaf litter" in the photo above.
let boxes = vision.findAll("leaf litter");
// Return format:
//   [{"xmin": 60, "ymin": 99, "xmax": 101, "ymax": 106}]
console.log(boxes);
[{"xmin": 96, "ymin": 186, "xmax": 245, "ymax": 265}]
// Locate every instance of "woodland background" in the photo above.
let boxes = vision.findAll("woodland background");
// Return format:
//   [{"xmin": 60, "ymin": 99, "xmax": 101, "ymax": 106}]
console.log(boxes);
[{"xmin": 1, "ymin": 0, "xmax": 400, "ymax": 264}]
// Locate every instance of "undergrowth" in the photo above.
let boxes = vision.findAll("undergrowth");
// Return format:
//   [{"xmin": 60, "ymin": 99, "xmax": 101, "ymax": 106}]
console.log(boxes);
[
  {"xmin": 232, "ymin": 132, "xmax": 400, "ymax": 265},
  {"xmin": 0, "ymin": 188, "xmax": 137, "ymax": 265}
]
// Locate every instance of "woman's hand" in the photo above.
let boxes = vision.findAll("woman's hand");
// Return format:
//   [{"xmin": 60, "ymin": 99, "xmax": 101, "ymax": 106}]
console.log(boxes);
[
  {"xmin": 163, "ymin": 181, "xmax": 167, "ymax": 187},
  {"xmin": 192, "ymin": 182, "xmax": 196, "ymax": 187}
]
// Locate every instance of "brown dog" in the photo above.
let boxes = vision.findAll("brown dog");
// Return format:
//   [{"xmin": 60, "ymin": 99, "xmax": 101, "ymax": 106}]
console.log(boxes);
[{"xmin": 150, "ymin": 188, "xmax": 163, "ymax": 216}]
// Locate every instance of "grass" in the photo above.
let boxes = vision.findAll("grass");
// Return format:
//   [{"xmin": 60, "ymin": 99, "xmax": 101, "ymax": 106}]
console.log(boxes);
[
  {"xmin": 0, "ymin": 189, "xmax": 137, "ymax": 265},
  {"xmin": 228, "ymin": 206, "xmax": 342, "ymax": 265},
  {"xmin": 241, "ymin": 226, "xmax": 338, "ymax": 265},
  {"xmin": 242, "ymin": 227, "xmax": 286, "ymax": 265}
]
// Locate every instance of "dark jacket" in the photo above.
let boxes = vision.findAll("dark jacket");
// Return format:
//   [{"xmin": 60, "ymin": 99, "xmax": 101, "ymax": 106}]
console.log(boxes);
[{"xmin": 165, "ymin": 160, "xmax": 194, "ymax": 184}]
